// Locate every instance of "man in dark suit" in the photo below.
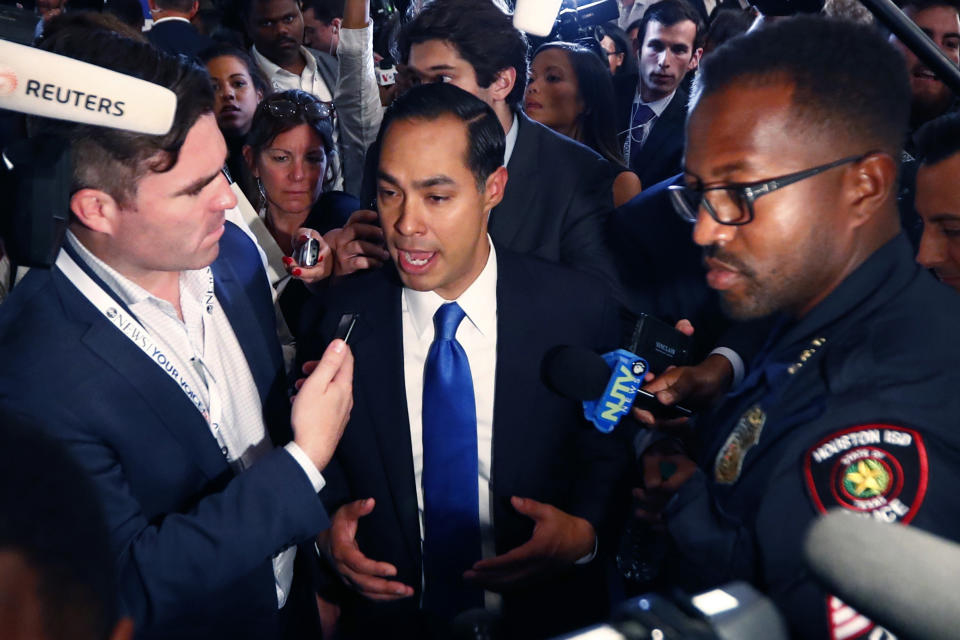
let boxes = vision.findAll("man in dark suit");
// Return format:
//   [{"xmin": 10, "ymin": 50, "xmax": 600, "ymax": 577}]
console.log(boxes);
[
  {"xmin": 145, "ymin": 0, "xmax": 213, "ymax": 59},
  {"xmin": 0, "ymin": 24, "xmax": 353, "ymax": 639},
  {"xmin": 395, "ymin": 0, "xmax": 622, "ymax": 300},
  {"xmin": 306, "ymin": 84, "xmax": 630, "ymax": 639},
  {"xmin": 617, "ymin": 0, "xmax": 703, "ymax": 189}
]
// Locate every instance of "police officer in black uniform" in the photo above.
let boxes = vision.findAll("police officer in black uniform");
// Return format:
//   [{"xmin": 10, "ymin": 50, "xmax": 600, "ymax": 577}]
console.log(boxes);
[{"xmin": 631, "ymin": 15, "xmax": 960, "ymax": 639}]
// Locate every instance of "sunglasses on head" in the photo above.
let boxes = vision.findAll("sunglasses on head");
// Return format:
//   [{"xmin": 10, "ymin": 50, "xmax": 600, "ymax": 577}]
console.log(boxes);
[{"xmin": 264, "ymin": 97, "xmax": 334, "ymax": 121}]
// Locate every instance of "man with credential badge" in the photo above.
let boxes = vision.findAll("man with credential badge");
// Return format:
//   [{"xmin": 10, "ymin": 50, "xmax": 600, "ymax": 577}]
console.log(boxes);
[
  {"xmin": 0, "ymin": 18, "xmax": 355, "ymax": 639},
  {"xmin": 631, "ymin": 16, "xmax": 960, "ymax": 640}
]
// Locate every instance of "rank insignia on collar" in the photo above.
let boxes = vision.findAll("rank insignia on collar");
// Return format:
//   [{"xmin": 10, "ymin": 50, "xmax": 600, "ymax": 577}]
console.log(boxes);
[
  {"xmin": 804, "ymin": 425, "xmax": 928, "ymax": 524},
  {"xmin": 714, "ymin": 404, "xmax": 766, "ymax": 485}
]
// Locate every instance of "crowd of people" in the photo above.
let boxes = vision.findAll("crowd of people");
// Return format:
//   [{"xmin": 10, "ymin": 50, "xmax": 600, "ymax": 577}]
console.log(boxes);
[{"xmin": 1, "ymin": 0, "xmax": 959, "ymax": 638}]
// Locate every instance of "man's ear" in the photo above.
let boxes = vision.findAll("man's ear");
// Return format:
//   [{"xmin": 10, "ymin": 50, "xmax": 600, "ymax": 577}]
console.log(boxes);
[
  {"xmin": 331, "ymin": 17, "xmax": 342, "ymax": 32},
  {"xmin": 69, "ymin": 188, "xmax": 122, "ymax": 236},
  {"xmin": 688, "ymin": 47, "xmax": 703, "ymax": 71},
  {"xmin": 844, "ymin": 152, "xmax": 898, "ymax": 228},
  {"xmin": 187, "ymin": 0, "xmax": 199, "ymax": 18},
  {"xmin": 488, "ymin": 67, "xmax": 517, "ymax": 104},
  {"xmin": 482, "ymin": 166, "xmax": 508, "ymax": 212},
  {"xmin": 147, "ymin": 0, "xmax": 159, "ymax": 12}
]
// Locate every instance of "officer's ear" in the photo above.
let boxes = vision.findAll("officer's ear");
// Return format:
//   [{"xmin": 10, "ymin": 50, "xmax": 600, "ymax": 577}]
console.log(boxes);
[{"xmin": 843, "ymin": 152, "xmax": 897, "ymax": 227}]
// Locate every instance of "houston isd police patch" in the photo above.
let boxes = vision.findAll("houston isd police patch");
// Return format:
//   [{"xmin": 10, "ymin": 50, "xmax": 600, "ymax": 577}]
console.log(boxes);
[{"xmin": 804, "ymin": 425, "xmax": 927, "ymax": 523}]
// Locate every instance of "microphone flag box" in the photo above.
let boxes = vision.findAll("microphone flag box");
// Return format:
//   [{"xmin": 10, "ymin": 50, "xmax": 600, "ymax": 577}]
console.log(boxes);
[{"xmin": 582, "ymin": 349, "xmax": 648, "ymax": 433}]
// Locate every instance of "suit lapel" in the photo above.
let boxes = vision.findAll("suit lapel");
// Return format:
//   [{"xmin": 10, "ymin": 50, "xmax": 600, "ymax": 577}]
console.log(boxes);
[
  {"xmin": 55, "ymin": 271, "xmax": 229, "ymax": 481},
  {"xmin": 351, "ymin": 278, "xmax": 421, "ymax": 563},
  {"xmin": 490, "ymin": 113, "xmax": 540, "ymax": 249}
]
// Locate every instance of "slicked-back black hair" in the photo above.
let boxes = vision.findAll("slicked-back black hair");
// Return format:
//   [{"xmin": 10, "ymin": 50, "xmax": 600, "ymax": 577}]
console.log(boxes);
[
  {"xmin": 376, "ymin": 83, "xmax": 505, "ymax": 191},
  {"xmin": 0, "ymin": 416, "xmax": 117, "ymax": 640},
  {"xmin": 637, "ymin": 0, "xmax": 705, "ymax": 50},
  {"xmin": 32, "ymin": 13, "xmax": 214, "ymax": 205},
  {"xmin": 915, "ymin": 112, "xmax": 960, "ymax": 165},
  {"xmin": 398, "ymin": 0, "xmax": 530, "ymax": 111},
  {"xmin": 693, "ymin": 15, "xmax": 910, "ymax": 155}
]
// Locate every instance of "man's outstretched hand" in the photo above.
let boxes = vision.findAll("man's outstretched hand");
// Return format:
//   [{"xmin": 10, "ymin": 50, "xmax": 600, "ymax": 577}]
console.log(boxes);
[{"xmin": 463, "ymin": 497, "xmax": 595, "ymax": 591}]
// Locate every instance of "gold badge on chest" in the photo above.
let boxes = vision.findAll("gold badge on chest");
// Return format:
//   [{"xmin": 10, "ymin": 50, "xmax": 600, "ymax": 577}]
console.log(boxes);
[
  {"xmin": 713, "ymin": 337, "xmax": 827, "ymax": 485},
  {"xmin": 714, "ymin": 404, "xmax": 767, "ymax": 484}
]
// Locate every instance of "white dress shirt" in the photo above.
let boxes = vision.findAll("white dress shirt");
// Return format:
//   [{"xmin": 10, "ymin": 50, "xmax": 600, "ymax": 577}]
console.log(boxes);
[
  {"xmin": 65, "ymin": 232, "xmax": 323, "ymax": 609},
  {"xmin": 252, "ymin": 44, "xmax": 333, "ymax": 101},
  {"xmin": 401, "ymin": 239, "xmax": 499, "ymax": 604},
  {"xmin": 504, "ymin": 113, "xmax": 520, "ymax": 168}
]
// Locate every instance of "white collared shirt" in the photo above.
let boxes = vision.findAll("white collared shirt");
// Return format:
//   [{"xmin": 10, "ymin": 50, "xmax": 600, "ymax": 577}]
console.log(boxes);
[
  {"xmin": 64, "ymin": 231, "xmax": 323, "ymax": 609},
  {"xmin": 401, "ymin": 239, "xmax": 499, "ymax": 604},
  {"xmin": 504, "ymin": 113, "xmax": 520, "ymax": 168},
  {"xmin": 148, "ymin": 15, "xmax": 191, "ymax": 27},
  {"xmin": 252, "ymin": 44, "xmax": 333, "ymax": 101}
]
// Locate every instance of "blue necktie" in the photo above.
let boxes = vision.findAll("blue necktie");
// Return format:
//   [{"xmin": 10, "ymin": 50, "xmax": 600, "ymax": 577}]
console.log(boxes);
[
  {"xmin": 421, "ymin": 302, "xmax": 483, "ymax": 616},
  {"xmin": 626, "ymin": 102, "xmax": 656, "ymax": 168}
]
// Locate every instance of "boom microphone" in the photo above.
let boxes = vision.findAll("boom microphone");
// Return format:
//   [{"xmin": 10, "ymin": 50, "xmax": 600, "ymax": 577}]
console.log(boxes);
[
  {"xmin": 0, "ymin": 39, "xmax": 176, "ymax": 135},
  {"xmin": 804, "ymin": 509, "xmax": 960, "ymax": 640}
]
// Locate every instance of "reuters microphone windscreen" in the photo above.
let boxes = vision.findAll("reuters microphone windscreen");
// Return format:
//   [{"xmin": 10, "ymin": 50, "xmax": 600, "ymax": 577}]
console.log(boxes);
[
  {"xmin": 0, "ymin": 39, "xmax": 176, "ymax": 136},
  {"xmin": 513, "ymin": 0, "xmax": 564, "ymax": 36}
]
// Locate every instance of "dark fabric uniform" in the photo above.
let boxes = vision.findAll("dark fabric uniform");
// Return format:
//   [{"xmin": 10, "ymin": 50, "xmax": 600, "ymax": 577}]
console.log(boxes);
[{"xmin": 660, "ymin": 234, "xmax": 960, "ymax": 638}]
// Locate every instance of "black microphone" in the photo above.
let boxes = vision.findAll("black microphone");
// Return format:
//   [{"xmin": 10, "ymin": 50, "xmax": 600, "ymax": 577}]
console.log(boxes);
[
  {"xmin": 543, "ymin": 346, "xmax": 693, "ymax": 431},
  {"xmin": 804, "ymin": 509, "xmax": 960, "ymax": 640}
]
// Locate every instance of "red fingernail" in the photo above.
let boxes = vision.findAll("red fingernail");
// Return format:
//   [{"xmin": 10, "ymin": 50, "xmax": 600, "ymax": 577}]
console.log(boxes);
[
  {"xmin": 318, "ymin": 255, "xmax": 324, "ymax": 262},
  {"xmin": 292, "ymin": 268, "xmax": 302, "ymax": 276},
  {"xmin": 282, "ymin": 257, "xmax": 293, "ymax": 265}
]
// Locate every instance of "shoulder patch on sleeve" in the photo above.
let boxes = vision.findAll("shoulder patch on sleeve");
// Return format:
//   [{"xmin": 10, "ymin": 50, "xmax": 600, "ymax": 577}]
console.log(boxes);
[{"xmin": 804, "ymin": 425, "xmax": 927, "ymax": 524}]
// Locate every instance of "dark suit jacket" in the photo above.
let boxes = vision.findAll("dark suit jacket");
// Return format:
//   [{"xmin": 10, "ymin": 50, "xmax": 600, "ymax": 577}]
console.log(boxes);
[
  {"xmin": 303, "ymin": 249, "xmax": 632, "ymax": 638},
  {"xmin": 0, "ymin": 224, "xmax": 329, "ymax": 639},
  {"xmin": 609, "ymin": 174, "xmax": 728, "ymax": 353},
  {"xmin": 491, "ymin": 112, "xmax": 623, "ymax": 303},
  {"xmin": 616, "ymin": 85, "xmax": 689, "ymax": 189},
  {"xmin": 146, "ymin": 18, "xmax": 214, "ymax": 60}
]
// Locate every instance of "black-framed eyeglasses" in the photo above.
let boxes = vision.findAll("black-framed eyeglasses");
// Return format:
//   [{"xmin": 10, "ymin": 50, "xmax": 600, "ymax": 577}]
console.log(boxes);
[
  {"xmin": 264, "ymin": 96, "xmax": 335, "ymax": 121},
  {"xmin": 667, "ymin": 153, "xmax": 874, "ymax": 226}
]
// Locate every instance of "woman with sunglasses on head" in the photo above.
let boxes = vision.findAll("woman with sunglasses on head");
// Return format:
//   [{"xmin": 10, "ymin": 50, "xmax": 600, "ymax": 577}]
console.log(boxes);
[
  {"xmin": 525, "ymin": 42, "xmax": 643, "ymax": 207},
  {"xmin": 242, "ymin": 90, "xmax": 345, "ymax": 339}
]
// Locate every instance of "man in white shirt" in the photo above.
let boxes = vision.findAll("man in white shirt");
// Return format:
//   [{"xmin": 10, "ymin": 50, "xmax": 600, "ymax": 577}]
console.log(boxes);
[
  {"xmin": 304, "ymin": 83, "xmax": 630, "ymax": 638},
  {"xmin": 0, "ymin": 18, "xmax": 353, "ymax": 639}
]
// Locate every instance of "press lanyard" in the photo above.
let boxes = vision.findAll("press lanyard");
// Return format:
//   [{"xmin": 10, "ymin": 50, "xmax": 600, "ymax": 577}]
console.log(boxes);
[{"xmin": 55, "ymin": 249, "xmax": 233, "ymax": 462}]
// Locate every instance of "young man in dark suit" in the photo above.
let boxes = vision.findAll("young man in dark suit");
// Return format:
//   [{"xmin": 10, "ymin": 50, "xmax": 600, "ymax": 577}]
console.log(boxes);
[
  {"xmin": 0, "ymin": 20, "xmax": 353, "ymax": 639},
  {"xmin": 617, "ymin": 0, "xmax": 703, "ymax": 188},
  {"xmin": 306, "ymin": 83, "xmax": 630, "ymax": 639}
]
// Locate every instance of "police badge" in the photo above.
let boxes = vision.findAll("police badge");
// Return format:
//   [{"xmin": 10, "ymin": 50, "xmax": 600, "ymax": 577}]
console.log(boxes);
[{"xmin": 714, "ymin": 404, "xmax": 767, "ymax": 484}]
